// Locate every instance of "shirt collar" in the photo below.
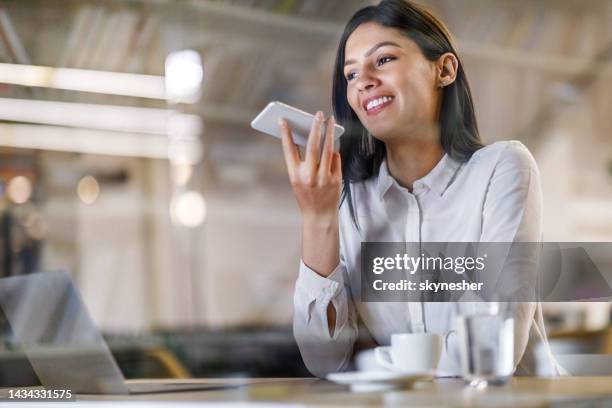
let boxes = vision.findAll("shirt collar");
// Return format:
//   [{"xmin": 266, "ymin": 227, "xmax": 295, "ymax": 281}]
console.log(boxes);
[{"xmin": 376, "ymin": 153, "xmax": 462, "ymax": 199}]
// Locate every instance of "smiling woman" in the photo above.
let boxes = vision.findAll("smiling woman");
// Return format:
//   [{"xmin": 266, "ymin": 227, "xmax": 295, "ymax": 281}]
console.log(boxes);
[{"xmin": 278, "ymin": 0, "xmax": 565, "ymax": 379}]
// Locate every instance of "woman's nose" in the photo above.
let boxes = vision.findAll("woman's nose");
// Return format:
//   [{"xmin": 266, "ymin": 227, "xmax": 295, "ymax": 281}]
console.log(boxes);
[{"xmin": 356, "ymin": 70, "xmax": 380, "ymax": 91}]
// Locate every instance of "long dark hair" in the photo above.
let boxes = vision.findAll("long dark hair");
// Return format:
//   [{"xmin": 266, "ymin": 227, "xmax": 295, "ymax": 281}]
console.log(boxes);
[{"xmin": 332, "ymin": 0, "xmax": 483, "ymax": 226}]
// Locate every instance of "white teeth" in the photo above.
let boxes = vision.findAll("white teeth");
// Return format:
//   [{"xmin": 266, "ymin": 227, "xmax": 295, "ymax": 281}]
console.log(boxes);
[{"xmin": 366, "ymin": 96, "xmax": 392, "ymax": 111}]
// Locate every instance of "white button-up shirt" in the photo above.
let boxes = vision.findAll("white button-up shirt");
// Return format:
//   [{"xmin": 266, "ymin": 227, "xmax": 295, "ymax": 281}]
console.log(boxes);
[{"xmin": 293, "ymin": 140, "xmax": 563, "ymax": 377}]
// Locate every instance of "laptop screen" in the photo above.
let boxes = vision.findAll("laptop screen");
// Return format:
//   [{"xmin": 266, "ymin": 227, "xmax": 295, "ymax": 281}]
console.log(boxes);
[{"xmin": 0, "ymin": 271, "xmax": 129, "ymax": 394}]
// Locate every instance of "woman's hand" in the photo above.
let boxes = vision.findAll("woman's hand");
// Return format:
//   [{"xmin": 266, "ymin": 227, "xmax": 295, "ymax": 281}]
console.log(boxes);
[
  {"xmin": 279, "ymin": 111, "xmax": 342, "ymax": 278},
  {"xmin": 279, "ymin": 111, "xmax": 342, "ymax": 225}
]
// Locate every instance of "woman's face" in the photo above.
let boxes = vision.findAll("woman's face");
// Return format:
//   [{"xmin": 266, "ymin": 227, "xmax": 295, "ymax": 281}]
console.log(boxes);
[{"xmin": 343, "ymin": 22, "xmax": 441, "ymax": 142}]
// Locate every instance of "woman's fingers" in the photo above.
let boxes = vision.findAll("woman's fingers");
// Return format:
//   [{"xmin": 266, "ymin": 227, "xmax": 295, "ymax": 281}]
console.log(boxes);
[
  {"xmin": 279, "ymin": 118, "xmax": 299, "ymax": 176},
  {"xmin": 280, "ymin": 111, "xmax": 340, "ymax": 187},
  {"xmin": 319, "ymin": 115, "xmax": 335, "ymax": 176},
  {"xmin": 305, "ymin": 111, "xmax": 324, "ymax": 169}
]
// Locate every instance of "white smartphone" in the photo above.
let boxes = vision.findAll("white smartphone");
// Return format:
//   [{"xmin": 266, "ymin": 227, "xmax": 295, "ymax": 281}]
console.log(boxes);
[{"xmin": 250, "ymin": 101, "xmax": 345, "ymax": 147}]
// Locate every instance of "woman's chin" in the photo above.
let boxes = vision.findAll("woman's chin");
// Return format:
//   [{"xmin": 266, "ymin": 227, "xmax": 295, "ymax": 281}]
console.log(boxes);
[{"xmin": 368, "ymin": 128, "xmax": 398, "ymax": 144}]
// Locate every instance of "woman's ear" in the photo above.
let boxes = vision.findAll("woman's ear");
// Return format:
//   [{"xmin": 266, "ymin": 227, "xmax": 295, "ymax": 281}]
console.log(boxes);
[{"xmin": 436, "ymin": 52, "xmax": 458, "ymax": 88}]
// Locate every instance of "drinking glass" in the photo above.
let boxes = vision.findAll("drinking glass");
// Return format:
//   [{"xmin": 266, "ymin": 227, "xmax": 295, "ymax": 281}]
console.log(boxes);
[{"xmin": 456, "ymin": 302, "xmax": 514, "ymax": 387}]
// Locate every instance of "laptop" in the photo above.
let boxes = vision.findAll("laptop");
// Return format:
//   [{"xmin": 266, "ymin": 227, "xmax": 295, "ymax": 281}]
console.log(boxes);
[{"xmin": 0, "ymin": 271, "xmax": 245, "ymax": 394}]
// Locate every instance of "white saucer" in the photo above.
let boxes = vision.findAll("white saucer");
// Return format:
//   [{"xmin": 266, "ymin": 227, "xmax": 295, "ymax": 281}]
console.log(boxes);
[{"xmin": 326, "ymin": 370, "xmax": 435, "ymax": 392}]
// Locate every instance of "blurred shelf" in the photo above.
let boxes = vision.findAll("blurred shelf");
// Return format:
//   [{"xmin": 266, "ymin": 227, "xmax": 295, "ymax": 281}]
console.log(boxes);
[
  {"xmin": 571, "ymin": 197, "xmax": 612, "ymax": 234},
  {"xmin": 186, "ymin": 0, "xmax": 344, "ymax": 46},
  {"xmin": 0, "ymin": 123, "xmax": 169, "ymax": 159},
  {"xmin": 570, "ymin": 216, "xmax": 612, "ymax": 241},
  {"xmin": 460, "ymin": 41, "xmax": 612, "ymax": 77}
]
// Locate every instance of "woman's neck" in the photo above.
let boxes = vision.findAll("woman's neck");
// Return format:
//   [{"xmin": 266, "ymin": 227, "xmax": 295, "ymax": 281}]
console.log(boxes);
[{"xmin": 385, "ymin": 136, "xmax": 445, "ymax": 192}]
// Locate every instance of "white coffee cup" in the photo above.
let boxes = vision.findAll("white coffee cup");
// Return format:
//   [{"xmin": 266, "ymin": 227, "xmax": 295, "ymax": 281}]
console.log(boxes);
[{"xmin": 374, "ymin": 333, "xmax": 443, "ymax": 373}]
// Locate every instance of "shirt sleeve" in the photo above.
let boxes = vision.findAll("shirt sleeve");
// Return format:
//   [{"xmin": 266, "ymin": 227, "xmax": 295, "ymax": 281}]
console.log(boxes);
[
  {"xmin": 480, "ymin": 141, "xmax": 543, "ymax": 243},
  {"xmin": 479, "ymin": 142, "xmax": 543, "ymax": 370},
  {"xmin": 292, "ymin": 259, "xmax": 358, "ymax": 378}
]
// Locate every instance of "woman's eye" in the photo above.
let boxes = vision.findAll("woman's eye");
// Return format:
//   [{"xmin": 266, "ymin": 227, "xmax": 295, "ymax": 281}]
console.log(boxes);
[
  {"xmin": 345, "ymin": 72, "xmax": 357, "ymax": 81},
  {"xmin": 377, "ymin": 56, "xmax": 394, "ymax": 66}
]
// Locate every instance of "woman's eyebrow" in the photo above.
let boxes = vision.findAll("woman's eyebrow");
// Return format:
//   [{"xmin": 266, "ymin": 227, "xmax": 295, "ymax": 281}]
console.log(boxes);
[{"xmin": 344, "ymin": 41, "xmax": 401, "ymax": 67}]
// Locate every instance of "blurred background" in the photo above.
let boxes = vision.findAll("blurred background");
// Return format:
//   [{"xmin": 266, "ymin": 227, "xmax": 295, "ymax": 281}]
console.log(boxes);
[{"xmin": 0, "ymin": 0, "xmax": 610, "ymax": 381}]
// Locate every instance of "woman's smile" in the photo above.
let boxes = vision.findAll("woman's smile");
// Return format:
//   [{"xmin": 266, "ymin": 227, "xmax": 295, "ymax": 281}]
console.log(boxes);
[{"xmin": 363, "ymin": 95, "xmax": 395, "ymax": 116}]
